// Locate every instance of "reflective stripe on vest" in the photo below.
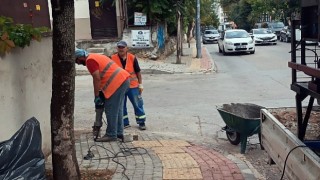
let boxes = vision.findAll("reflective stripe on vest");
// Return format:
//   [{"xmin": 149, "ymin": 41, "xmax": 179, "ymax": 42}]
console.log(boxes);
[
  {"xmin": 100, "ymin": 61, "xmax": 114, "ymax": 78},
  {"xmin": 129, "ymin": 72, "xmax": 138, "ymax": 82},
  {"xmin": 102, "ymin": 67, "xmax": 122, "ymax": 92}
]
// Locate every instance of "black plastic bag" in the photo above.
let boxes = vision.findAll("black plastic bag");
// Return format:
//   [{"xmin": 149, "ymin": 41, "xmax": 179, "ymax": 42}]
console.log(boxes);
[{"xmin": 0, "ymin": 117, "xmax": 45, "ymax": 180}]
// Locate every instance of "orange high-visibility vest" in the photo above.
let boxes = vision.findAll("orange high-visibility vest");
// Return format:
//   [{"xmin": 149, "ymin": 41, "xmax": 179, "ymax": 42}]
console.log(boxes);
[
  {"xmin": 86, "ymin": 54, "xmax": 130, "ymax": 98},
  {"xmin": 111, "ymin": 53, "xmax": 139, "ymax": 88}
]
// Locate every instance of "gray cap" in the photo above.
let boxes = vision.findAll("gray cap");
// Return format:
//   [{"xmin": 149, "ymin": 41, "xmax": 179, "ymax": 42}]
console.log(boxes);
[{"xmin": 117, "ymin": 40, "xmax": 127, "ymax": 47}]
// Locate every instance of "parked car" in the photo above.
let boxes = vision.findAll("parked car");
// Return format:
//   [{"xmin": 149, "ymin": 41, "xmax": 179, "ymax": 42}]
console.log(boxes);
[
  {"xmin": 268, "ymin": 22, "xmax": 285, "ymax": 39},
  {"xmin": 279, "ymin": 26, "xmax": 291, "ymax": 42},
  {"xmin": 202, "ymin": 29, "xmax": 220, "ymax": 44},
  {"xmin": 280, "ymin": 26, "xmax": 317, "ymax": 45},
  {"xmin": 217, "ymin": 29, "xmax": 255, "ymax": 55},
  {"xmin": 254, "ymin": 22, "xmax": 285, "ymax": 39},
  {"xmin": 249, "ymin": 28, "xmax": 277, "ymax": 45}
]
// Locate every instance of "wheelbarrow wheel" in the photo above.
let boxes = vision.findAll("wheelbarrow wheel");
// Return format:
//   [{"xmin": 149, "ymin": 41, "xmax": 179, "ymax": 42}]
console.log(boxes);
[{"xmin": 226, "ymin": 131, "xmax": 241, "ymax": 145}]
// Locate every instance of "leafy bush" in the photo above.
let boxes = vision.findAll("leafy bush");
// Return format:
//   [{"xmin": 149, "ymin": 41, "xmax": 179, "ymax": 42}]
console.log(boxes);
[{"xmin": 0, "ymin": 16, "xmax": 49, "ymax": 56}]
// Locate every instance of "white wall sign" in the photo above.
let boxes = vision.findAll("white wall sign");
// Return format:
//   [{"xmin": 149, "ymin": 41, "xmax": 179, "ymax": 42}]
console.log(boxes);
[
  {"xmin": 134, "ymin": 12, "xmax": 147, "ymax": 26},
  {"xmin": 131, "ymin": 30, "xmax": 150, "ymax": 47}
]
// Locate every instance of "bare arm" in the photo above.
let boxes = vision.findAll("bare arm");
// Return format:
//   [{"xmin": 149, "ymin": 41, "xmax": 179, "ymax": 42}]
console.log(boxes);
[
  {"xmin": 91, "ymin": 70, "xmax": 101, "ymax": 96},
  {"xmin": 136, "ymin": 72, "xmax": 142, "ymax": 84}
]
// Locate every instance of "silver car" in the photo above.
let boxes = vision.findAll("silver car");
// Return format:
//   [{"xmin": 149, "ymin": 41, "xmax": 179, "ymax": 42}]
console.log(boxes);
[{"xmin": 202, "ymin": 30, "xmax": 220, "ymax": 44}]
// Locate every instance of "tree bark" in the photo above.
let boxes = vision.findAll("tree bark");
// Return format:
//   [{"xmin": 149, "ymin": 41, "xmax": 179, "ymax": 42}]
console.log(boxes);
[
  {"xmin": 51, "ymin": 0, "xmax": 80, "ymax": 179},
  {"xmin": 187, "ymin": 20, "xmax": 195, "ymax": 48},
  {"xmin": 180, "ymin": 14, "xmax": 184, "ymax": 56},
  {"xmin": 176, "ymin": 10, "xmax": 182, "ymax": 64}
]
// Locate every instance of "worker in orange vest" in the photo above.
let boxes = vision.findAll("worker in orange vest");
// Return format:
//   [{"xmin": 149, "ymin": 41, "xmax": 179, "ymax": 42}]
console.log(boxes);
[
  {"xmin": 111, "ymin": 41, "xmax": 147, "ymax": 130},
  {"xmin": 75, "ymin": 48, "xmax": 130, "ymax": 142}
]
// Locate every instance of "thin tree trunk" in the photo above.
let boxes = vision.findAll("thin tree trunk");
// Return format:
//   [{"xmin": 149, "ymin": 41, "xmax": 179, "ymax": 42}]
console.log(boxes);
[
  {"xmin": 187, "ymin": 20, "xmax": 195, "ymax": 48},
  {"xmin": 180, "ymin": 14, "xmax": 184, "ymax": 56},
  {"xmin": 51, "ymin": 0, "xmax": 80, "ymax": 179},
  {"xmin": 176, "ymin": 10, "xmax": 182, "ymax": 64}
]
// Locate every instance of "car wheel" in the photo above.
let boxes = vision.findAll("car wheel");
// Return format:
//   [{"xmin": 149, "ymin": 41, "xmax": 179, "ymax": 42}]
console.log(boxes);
[{"xmin": 273, "ymin": 43, "xmax": 277, "ymax": 45}]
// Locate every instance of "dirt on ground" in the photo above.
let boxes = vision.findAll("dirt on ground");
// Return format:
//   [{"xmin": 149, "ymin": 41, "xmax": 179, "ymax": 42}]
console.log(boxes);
[
  {"xmin": 46, "ymin": 169, "xmax": 114, "ymax": 180},
  {"xmin": 243, "ymin": 107, "xmax": 320, "ymax": 180}
]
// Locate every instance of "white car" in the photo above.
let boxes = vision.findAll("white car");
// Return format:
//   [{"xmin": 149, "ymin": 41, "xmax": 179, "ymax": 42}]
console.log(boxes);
[
  {"xmin": 202, "ymin": 29, "xmax": 220, "ymax": 44},
  {"xmin": 218, "ymin": 29, "xmax": 255, "ymax": 55},
  {"xmin": 250, "ymin": 28, "xmax": 277, "ymax": 45}
]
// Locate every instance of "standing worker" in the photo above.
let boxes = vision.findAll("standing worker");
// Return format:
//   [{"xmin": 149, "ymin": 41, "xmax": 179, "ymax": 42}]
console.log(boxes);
[
  {"xmin": 111, "ymin": 41, "xmax": 147, "ymax": 130},
  {"xmin": 75, "ymin": 48, "xmax": 130, "ymax": 142}
]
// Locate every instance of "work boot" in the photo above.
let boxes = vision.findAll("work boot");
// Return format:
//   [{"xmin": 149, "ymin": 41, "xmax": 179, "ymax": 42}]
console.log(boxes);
[
  {"xmin": 117, "ymin": 134, "xmax": 124, "ymax": 142},
  {"xmin": 139, "ymin": 123, "xmax": 146, "ymax": 130},
  {"xmin": 92, "ymin": 126, "xmax": 101, "ymax": 140},
  {"xmin": 95, "ymin": 135, "xmax": 117, "ymax": 142}
]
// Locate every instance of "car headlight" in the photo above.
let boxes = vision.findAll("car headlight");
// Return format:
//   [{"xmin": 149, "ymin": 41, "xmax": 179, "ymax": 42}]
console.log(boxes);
[
  {"xmin": 248, "ymin": 39, "xmax": 253, "ymax": 44},
  {"xmin": 272, "ymin": 36, "xmax": 276, "ymax": 39},
  {"xmin": 225, "ymin": 41, "xmax": 233, "ymax": 45}
]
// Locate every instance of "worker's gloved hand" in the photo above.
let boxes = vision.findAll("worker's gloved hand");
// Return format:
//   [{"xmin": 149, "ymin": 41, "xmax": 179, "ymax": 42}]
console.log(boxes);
[
  {"xmin": 138, "ymin": 84, "xmax": 144, "ymax": 94},
  {"xmin": 94, "ymin": 96, "xmax": 104, "ymax": 106}
]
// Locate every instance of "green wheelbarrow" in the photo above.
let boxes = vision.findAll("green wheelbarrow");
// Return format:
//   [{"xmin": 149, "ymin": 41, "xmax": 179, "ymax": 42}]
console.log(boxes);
[{"xmin": 217, "ymin": 103, "xmax": 264, "ymax": 154}]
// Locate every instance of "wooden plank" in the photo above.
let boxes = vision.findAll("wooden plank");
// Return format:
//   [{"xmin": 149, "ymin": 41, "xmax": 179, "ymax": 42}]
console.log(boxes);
[
  {"xmin": 288, "ymin": 62, "xmax": 320, "ymax": 78},
  {"xmin": 261, "ymin": 109, "xmax": 320, "ymax": 180}
]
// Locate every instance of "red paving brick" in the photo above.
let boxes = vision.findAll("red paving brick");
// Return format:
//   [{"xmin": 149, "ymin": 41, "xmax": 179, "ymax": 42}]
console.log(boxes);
[
  {"xmin": 183, "ymin": 146, "xmax": 245, "ymax": 180},
  {"xmin": 200, "ymin": 47, "xmax": 213, "ymax": 70}
]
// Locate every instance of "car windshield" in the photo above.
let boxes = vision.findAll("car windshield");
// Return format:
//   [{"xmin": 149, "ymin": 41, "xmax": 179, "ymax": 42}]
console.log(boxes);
[
  {"xmin": 225, "ymin": 31, "xmax": 249, "ymax": 38},
  {"xmin": 270, "ymin": 22, "xmax": 284, "ymax": 28},
  {"xmin": 253, "ymin": 29, "xmax": 270, "ymax": 34},
  {"xmin": 205, "ymin": 30, "xmax": 218, "ymax": 34}
]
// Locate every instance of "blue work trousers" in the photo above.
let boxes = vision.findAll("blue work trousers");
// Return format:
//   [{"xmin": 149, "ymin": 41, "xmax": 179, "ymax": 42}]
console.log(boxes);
[
  {"xmin": 104, "ymin": 79, "xmax": 129, "ymax": 138},
  {"xmin": 123, "ymin": 87, "xmax": 146, "ymax": 126}
]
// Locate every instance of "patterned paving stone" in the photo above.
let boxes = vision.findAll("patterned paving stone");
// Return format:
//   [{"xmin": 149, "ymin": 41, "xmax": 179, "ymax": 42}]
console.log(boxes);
[
  {"xmin": 70, "ymin": 131, "xmax": 257, "ymax": 180},
  {"xmin": 158, "ymin": 153, "xmax": 199, "ymax": 169},
  {"xmin": 151, "ymin": 146, "xmax": 186, "ymax": 154},
  {"xmin": 132, "ymin": 140, "xmax": 163, "ymax": 148},
  {"xmin": 184, "ymin": 146, "xmax": 245, "ymax": 180},
  {"xmin": 163, "ymin": 168, "xmax": 202, "ymax": 180},
  {"xmin": 159, "ymin": 140, "xmax": 191, "ymax": 147}
]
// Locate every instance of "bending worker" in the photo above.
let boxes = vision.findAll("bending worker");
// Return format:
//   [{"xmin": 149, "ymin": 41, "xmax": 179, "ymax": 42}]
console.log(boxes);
[
  {"xmin": 111, "ymin": 41, "xmax": 147, "ymax": 130},
  {"xmin": 75, "ymin": 48, "xmax": 130, "ymax": 142}
]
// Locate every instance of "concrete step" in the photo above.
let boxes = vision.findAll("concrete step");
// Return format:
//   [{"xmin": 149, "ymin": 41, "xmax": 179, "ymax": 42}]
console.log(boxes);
[{"xmin": 86, "ymin": 47, "xmax": 107, "ymax": 55}]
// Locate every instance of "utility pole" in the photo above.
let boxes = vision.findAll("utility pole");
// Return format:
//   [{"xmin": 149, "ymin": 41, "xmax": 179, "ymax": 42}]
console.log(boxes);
[{"xmin": 196, "ymin": 0, "xmax": 201, "ymax": 58}]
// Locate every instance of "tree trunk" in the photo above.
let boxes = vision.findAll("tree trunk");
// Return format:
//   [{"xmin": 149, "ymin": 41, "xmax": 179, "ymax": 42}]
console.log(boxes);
[
  {"xmin": 187, "ymin": 20, "xmax": 195, "ymax": 48},
  {"xmin": 51, "ymin": 0, "xmax": 81, "ymax": 179},
  {"xmin": 180, "ymin": 14, "xmax": 184, "ymax": 56},
  {"xmin": 176, "ymin": 10, "xmax": 182, "ymax": 64}
]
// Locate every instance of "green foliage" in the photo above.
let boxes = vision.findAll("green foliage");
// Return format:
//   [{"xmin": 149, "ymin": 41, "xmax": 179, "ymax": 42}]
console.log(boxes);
[
  {"xmin": 0, "ymin": 16, "xmax": 49, "ymax": 56},
  {"xmin": 127, "ymin": 0, "xmax": 173, "ymax": 23},
  {"xmin": 200, "ymin": 0, "xmax": 219, "ymax": 27},
  {"xmin": 220, "ymin": 0, "xmax": 301, "ymax": 30},
  {"xmin": 127, "ymin": 0, "xmax": 219, "ymax": 35}
]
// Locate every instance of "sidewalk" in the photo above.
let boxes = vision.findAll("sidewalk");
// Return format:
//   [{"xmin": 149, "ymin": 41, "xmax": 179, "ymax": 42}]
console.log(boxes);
[
  {"xmin": 138, "ymin": 42, "xmax": 214, "ymax": 75},
  {"xmin": 72, "ymin": 128, "xmax": 257, "ymax": 180},
  {"xmin": 76, "ymin": 42, "xmax": 215, "ymax": 76}
]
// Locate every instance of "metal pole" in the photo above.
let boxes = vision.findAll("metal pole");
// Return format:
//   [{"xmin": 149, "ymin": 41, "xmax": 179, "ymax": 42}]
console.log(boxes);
[{"xmin": 196, "ymin": 0, "xmax": 201, "ymax": 58}]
